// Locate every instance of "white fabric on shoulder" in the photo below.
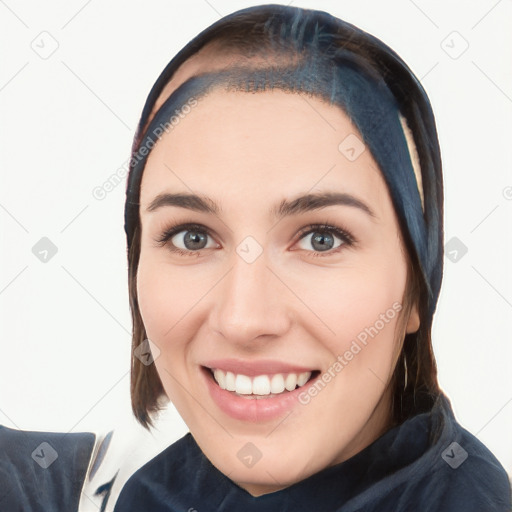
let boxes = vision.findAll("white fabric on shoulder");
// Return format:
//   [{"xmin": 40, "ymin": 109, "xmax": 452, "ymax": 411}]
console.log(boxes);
[{"xmin": 78, "ymin": 406, "xmax": 188, "ymax": 512}]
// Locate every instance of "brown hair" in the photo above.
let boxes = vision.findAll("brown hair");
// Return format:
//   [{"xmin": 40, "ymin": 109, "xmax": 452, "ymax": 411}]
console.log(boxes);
[{"xmin": 126, "ymin": 5, "xmax": 442, "ymax": 430}]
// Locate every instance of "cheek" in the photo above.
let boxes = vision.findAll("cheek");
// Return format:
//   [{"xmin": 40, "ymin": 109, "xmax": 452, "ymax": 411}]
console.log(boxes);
[
  {"xmin": 308, "ymin": 250, "xmax": 408, "ymax": 361},
  {"xmin": 136, "ymin": 253, "xmax": 192, "ymax": 399},
  {"xmin": 136, "ymin": 250, "xmax": 186, "ymax": 343},
  {"xmin": 136, "ymin": 249, "xmax": 213, "ymax": 349},
  {"xmin": 136, "ymin": 259, "xmax": 166, "ymax": 340}
]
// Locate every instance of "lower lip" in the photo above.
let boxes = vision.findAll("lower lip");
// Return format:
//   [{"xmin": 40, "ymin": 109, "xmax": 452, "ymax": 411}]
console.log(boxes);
[{"xmin": 202, "ymin": 367, "xmax": 317, "ymax": 422}]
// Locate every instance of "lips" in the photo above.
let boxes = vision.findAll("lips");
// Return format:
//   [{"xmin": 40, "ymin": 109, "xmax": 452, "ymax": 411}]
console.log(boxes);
[{"xmin": 201, "ymin": 359, "xmax": 320, "ymax": 421}]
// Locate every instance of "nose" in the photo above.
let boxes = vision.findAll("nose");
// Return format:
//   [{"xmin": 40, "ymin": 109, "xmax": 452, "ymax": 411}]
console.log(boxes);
[{"xmin": 209, "ymin": 247, "xmax": 292, "ymax": 347}]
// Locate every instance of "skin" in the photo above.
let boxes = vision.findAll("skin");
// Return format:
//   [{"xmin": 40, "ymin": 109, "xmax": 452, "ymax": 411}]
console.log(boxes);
[{"xmin": 136, "ymin": 87, "xmax": 420, "ymax": 497}]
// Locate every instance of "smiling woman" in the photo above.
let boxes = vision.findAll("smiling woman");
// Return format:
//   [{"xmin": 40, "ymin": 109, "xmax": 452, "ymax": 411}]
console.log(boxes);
[
  {"xmin": 135, "ymin": 89, "xmax": 419, "ymax": 468},
  {"xmin": 111, "ymin": 4, "xmax": 511, "ymax": 511}
]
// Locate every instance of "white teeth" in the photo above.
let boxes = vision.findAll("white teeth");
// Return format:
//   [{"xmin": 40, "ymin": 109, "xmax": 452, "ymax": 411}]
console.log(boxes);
[
  {"xmin": 235, "ymin": 374, "xmax": 252, "ymax": 394},
  {"xmin": 270, "ymin": 374, "xmax": 285, "ymax": 394},
  {"xmin": 297, "ymin": 372, "xmax": 310, "ymax": 387},
  {"xmin": 225, "ymin": 371, "xmax": 236, "ymax": 392},
  {"xmin": 284, "ymin": 373, "xmax": 298, "ymax": 391},
  {"xmin": 211, "ymin": 369, "xmax": 313, "ymax": 396},
  {"xmin": 252, "ymin": 375, "xmax": 271, "ymax": 395},
  {"xmin": 213, "ymin": 369, "xmax": 226, "ymax": 389}
]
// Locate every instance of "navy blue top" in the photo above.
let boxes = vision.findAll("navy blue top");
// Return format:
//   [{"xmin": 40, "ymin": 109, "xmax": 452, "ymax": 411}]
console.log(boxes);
[
  {"xmin": 114, "ymin": 393, "xmax": 511, "ymax": 511},
  {"xmin": 0, "ymin": 425, "xmax": 96, "ymax": 511}
]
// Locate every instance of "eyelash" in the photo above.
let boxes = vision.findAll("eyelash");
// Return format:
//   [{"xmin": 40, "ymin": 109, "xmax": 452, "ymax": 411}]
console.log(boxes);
[{"xmin": 154, "ymin": 222, "xmax": 356, "ymax": 258}]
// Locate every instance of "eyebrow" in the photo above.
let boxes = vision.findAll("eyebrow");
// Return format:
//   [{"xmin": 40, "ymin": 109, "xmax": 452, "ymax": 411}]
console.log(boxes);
[{"xmin": 146, "ymin": 191, "xmax": 376, "ymax": 219}]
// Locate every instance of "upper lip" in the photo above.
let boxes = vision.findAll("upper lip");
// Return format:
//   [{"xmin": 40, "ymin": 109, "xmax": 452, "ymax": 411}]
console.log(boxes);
[{"xmin": 202, "ymin": 358, "xmax": 318, "ymax": 377}]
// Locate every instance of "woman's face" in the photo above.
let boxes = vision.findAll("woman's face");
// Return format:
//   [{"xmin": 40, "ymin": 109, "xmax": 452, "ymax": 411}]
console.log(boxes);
[{"xmin": 137, "ymin": 88, "xmax": 420, "ymax": 496}]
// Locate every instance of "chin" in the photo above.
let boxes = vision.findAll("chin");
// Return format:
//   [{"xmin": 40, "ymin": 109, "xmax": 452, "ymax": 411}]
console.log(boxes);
[{"xmin": 197, "ymin": 434, "xmax": 321, "ymax": 493}]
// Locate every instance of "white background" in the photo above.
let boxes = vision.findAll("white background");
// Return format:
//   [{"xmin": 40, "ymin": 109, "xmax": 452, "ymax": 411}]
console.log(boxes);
[{"xmin": 1, "ymin": 0, "xmax": 511, "ymax": 477}]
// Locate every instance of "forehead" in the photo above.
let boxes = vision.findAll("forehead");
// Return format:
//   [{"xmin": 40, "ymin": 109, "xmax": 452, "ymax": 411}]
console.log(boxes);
[{"xmin": 139, "ymin": 88, "xmax": 389, "ymax": 216}]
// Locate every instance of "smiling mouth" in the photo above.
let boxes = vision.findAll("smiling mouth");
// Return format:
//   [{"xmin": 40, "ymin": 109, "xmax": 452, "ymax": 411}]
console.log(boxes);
[{"xmin": 203, "ymin": 366, "xmax": 320, "ymax": 399}]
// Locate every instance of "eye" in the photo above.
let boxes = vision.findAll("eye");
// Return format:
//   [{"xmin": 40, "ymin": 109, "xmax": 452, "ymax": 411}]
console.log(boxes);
[
  {"xmin": 154, "ymin": 221, "xmax": 355, "ymax": 258},
  {"xmin": 295, "ymin": 223, "xmax": 354, "ymax": 257},
  {"xmin": 155, "ymin": 223, "xmax": 218, "ymax": 256}
]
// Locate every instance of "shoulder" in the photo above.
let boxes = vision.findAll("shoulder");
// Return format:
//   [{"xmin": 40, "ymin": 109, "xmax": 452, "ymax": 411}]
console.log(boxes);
[
  {"xmin": 113, "ymin": 433, "xmax": 199, "ymax": 509},
  {"xmin": 0, "ymin": 424, "xmax": 96, "ymax": 511},
  {"xmin": 433, "ymin": 423, "xmax": 511, "ymax": 509},
  {"xmin": 398, "ymin": 404, "xmax": 511, "ymax": 511}
]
